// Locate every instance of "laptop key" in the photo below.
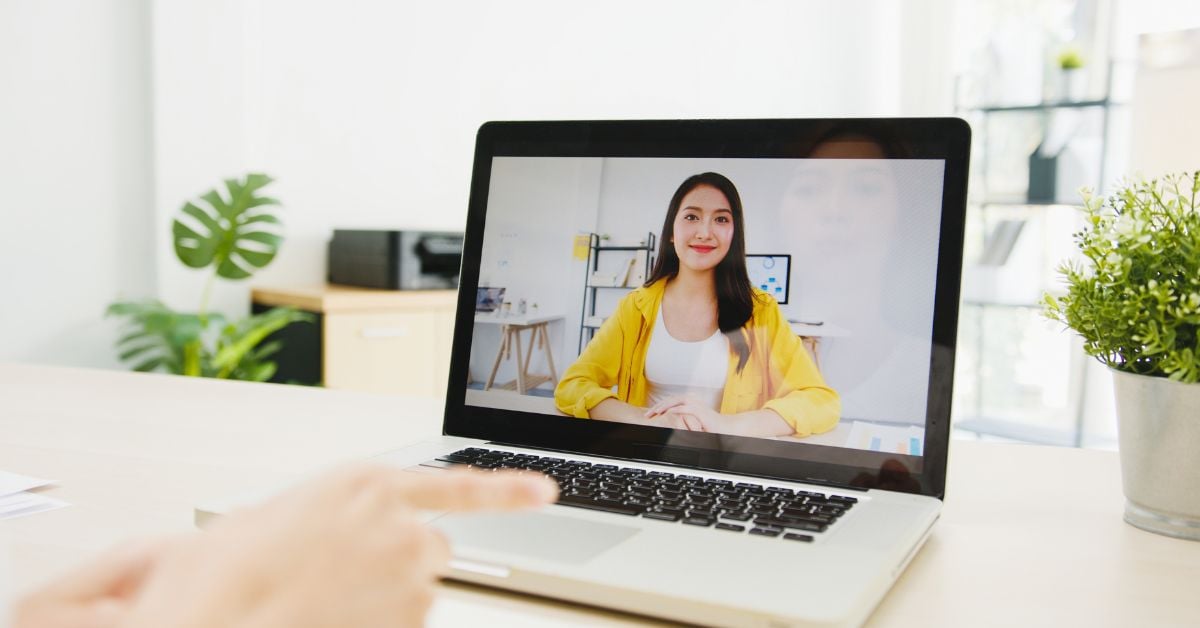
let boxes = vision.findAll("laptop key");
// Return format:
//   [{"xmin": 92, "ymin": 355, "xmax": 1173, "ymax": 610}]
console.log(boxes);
[
  {"xmin": 783, "ymin": 533, "xmax": 814, "ymax": 542},
  {"xmin": 436, "ymin": 454, "xmax": 476, "ymax": 464},
  {"xmin": 715, "ymin": 522, "xmax": 745, "ymax": 532},
  {"xmin": 749, "ymin": 527, "xmax": 782, "ymax": 537},
  {"xmin": 682, "ymin": 517, "xmax": 714, "ymax": 527},
  {"xmin": 557, "ymin": 495, "xmax": 642, "ymax": 516},
  {"xmin": 642, "ymin": 511, "xmax": 681, "ymax": 522},
  {"xmin": 754, "ymin": 518, "xmax": 827, "ymax": 533}
]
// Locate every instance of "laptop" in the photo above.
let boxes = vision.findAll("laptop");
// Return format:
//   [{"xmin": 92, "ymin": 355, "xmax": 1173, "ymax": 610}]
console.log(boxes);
[{"xmin": 203, "ymin": 118, "xmax": 970, "ymax": 627}]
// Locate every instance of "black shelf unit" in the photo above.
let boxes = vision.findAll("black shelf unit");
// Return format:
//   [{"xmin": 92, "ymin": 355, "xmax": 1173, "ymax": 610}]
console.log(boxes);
[
  {"xmin": 576, "ymin": 232, "xmax": 656, "ymax": 354},
  {"xmin": 975, "ymin": 98, "xmax": 1112, "ymax": 113}
]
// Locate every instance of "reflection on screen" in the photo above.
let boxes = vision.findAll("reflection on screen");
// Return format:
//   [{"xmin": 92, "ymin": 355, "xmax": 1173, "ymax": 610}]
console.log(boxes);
[{"xmin": 465, "ymin": 155, "xmax": 945, "ymax": 457}]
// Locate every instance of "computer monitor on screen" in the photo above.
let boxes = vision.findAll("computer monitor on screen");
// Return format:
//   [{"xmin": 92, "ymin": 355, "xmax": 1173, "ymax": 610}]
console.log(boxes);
[{"xmin": 746, "ymin": 254, "xmax": 791, "ymax": 304}]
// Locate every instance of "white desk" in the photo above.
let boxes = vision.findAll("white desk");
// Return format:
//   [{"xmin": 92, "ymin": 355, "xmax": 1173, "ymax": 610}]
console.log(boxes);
[
  {"xmin": 2, "ymin": 364, "xmax": 1198, "ymax": 627},
  {"xmin": 474, "ymin": 313, "xmax": 564, "ymax": 395}
]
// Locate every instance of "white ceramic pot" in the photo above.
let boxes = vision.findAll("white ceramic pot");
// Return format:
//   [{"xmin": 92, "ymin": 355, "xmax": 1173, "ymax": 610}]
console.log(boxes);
[{"xmin": 1112, "ymin": 369, "xmax": 1200, "ymax": 540}]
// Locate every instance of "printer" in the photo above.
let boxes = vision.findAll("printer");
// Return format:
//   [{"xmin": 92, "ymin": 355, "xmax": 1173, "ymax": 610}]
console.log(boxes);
[{"xmin": 328, "ymin": 229, "xmax": 463, "ymax": 290}]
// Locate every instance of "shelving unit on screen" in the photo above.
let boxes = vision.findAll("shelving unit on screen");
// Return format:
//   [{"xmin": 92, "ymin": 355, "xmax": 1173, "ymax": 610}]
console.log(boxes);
[{"xmin": 576, "ymin": 232, "xmax": 656, "ymax": 354}]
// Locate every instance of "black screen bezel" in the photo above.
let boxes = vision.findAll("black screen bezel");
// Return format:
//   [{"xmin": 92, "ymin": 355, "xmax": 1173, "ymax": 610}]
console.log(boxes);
[{"xmin": 443, "ymin": 118, "xmax": 969, "ymax": 499}]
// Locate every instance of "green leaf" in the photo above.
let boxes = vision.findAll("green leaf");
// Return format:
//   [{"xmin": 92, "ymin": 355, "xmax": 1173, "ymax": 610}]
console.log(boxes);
[
  {"xmin": 132, "ymin": 357, "xmax": 166, "ymax": 373},
  {"xmin": 170, "ymin": 173, "xmax": 284, "ymax": 279},
  {"xmin": 213, "ymin": 307, "xmax": 312, "ymax": 376},
  {"xmin": 1045, "ymin": 171, "xmax": 1200, "ymax": 383},
  {"xmin": 119, "ymin": 343, "xmax": 159, "ymax": 362},
  {"xmin": 246, "ymin": 361, "xmax": 277, "ymax": 382},
  {"xmin": 251, "ymin": 340, "xmax": 284, "ymax": 362}
]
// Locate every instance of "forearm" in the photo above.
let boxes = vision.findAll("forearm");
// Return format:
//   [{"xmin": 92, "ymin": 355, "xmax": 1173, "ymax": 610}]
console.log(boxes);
[
  {"xmin": 721, "ymin": 409, "xmax": 795, "ymax": 438},
  {"xmin": 590, "ymin": 398, "xmax": 651, "ymax": 424}
]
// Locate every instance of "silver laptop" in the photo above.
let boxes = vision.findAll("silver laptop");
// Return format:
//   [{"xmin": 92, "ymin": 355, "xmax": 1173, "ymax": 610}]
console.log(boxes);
[
  {"xmin": 200, "ymin": 118, "xmax": 970, "ymax": 627},
  {"xmin": 376, "ymin": 119, "xmax": 970, "ymax": 627}
]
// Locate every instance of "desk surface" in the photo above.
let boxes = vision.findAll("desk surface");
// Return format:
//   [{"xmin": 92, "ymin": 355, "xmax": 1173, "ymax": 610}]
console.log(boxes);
[
  {"xmin": 473, "ymin": 313, "xmax": 564, "ymax": 326},
  {"xmin": 251, "ymin": 285, "xmax": 458, "ymax": 313},
  {"xmin": 2, "ymin": 363, "xmax": 1197, "ymax": 627}
]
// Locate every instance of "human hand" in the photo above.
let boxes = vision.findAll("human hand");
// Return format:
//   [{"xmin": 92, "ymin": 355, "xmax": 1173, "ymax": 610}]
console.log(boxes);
[
  {"xmin": 653, "ymin": 411, "xmax": 705, "ymax": 431},
  {"xmin": 12, "ymin": 538, "xmax": 172, "ymax": 628},
  {"xmin": 660, "ymin": 402, "xmax": 728, "ymax": 434},
  {"xmin": 120, "ymin": 465, "xmax": 559, "ymax": 628},
  {"xmin": 644, "ymin": 396, "xmax": 690, "ymax": 419}
]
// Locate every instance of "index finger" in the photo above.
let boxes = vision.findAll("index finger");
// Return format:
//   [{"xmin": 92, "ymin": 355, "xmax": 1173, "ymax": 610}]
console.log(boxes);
[
  {"xmin": 388, "ymin": 469, "xmax": 559, "ymax": 512},
  {"xmin": 34, "ymin": 536, "xmax": 177, "ymax": 602}
]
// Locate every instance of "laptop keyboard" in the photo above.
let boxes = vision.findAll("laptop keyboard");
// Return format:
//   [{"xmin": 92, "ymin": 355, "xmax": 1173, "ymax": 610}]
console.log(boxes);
[{"xmin": 430, "ymin": 447, "xmax": 857, "ymax": 542}]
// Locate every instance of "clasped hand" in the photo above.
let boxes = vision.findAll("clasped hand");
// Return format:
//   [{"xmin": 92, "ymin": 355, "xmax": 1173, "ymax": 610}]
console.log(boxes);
[{"xmin": 643, "ymin": 396, "xmax": 726, "ymax": 432}]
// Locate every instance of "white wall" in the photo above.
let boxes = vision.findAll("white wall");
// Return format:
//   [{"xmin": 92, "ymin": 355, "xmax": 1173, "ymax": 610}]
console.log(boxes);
[
  {"xmin": 0, "ymin": 0, "xmax": 156, "ymax": 368},
  {"xmin": 150, "ymin": 0, "xmax": 919, "ymax": 320},
  {"xmin": 3, "ymin": 0, "xmax": 955, "ymax": 370}
]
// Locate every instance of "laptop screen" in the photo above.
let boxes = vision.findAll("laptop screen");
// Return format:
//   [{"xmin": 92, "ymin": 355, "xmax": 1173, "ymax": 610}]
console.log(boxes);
[{"xmin": 446, "ymin": 120, "xmax": 968, "ymax": 497}]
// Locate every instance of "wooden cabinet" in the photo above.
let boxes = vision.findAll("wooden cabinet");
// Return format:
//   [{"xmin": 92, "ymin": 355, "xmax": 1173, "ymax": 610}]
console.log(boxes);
[{"xmin": 251, "ymin": 285, "xmax": 457, "ymax": 397}]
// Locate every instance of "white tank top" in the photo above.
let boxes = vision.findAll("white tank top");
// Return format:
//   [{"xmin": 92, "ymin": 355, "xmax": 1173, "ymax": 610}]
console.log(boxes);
[{"xmin": 644, "ymin": 306, "xmax": 729, "ymax": 409}]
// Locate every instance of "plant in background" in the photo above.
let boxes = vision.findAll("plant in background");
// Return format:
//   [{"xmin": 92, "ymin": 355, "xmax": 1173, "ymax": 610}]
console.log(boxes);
[
  {"xmin": 1043, "ymin": 172, "xmax": 1200, "ymax": 383},
  {"xmin": 1057, "ymin": 45, "xmax": 1085, "ymax": 70},
  {"xmin": 107, "ymin": 173, "xmax": 312, "ymax": 381}
]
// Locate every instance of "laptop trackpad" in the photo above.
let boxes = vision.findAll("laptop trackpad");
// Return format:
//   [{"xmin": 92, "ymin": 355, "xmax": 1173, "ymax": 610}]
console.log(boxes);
[{"xmin": 432, "ymin": 511, "xmax": 639, "ymax": 565}]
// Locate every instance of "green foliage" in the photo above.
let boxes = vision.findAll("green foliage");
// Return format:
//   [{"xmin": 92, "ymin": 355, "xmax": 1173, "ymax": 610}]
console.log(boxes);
[
  {"xmin": 107, "ymin": 301, "xmax": 312, "ymax": 380},
  {"xmin": 173, "ymin": 173, "xmax": 282, "ymax": 279},
  {"xmin": 1057, "ymin": 46, "xmax": 1085, "ymax": 70},
  {"xmin": 1043, "ymin": 172, "xmax": 1200, "ymax": 383},
  {"xmin": 108, "ymin": 173, "xmax": 314, "ymax": 381}
]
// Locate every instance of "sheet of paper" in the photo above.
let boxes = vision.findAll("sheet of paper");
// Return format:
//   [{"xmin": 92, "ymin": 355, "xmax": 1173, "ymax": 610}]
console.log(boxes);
[
  {"xmin": 0, "ymin": 471, "xmax": 56, "ymax": 498},
  {"xmin": 572, "ymin": 234, "xmax": 590, "ymax": 261},
  {"xmin": 0, "ymin": 492, "xmax": 69, "ymax": 520}
]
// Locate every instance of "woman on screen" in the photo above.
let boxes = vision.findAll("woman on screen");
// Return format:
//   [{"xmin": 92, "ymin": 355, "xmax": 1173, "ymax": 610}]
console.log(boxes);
[{"xmin": 554, "ymin": 172, "xmax": 840, "ymax": 437}]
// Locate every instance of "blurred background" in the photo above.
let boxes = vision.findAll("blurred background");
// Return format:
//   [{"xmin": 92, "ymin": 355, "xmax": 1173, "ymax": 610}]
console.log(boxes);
[{"xmin": 2, "ymin": 0, "xmax": 1198, "ymax": 450}]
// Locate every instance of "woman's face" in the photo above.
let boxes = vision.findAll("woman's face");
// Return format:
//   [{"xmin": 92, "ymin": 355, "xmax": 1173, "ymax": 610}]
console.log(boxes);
[{"xmin": 672, "ymin": 184, "xmax": 734, "ymax": 273}]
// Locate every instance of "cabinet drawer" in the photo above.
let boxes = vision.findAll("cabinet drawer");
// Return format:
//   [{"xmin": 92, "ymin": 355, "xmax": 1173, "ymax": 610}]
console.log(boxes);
[{"xmin": 324, "ymin": 311, "xmax": 445, "ymax": 396}]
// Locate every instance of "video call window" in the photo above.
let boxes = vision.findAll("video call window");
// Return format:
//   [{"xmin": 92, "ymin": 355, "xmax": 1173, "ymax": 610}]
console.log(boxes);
[{"xmin": 465, "ymin": 156, "xmax": 945, "ymax": 456}]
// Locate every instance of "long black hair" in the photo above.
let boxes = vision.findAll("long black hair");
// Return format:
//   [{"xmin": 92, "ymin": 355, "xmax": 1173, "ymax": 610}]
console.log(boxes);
[{"xmin": 644, "ymin": 172, "xmax": 758, "ymax": 373}]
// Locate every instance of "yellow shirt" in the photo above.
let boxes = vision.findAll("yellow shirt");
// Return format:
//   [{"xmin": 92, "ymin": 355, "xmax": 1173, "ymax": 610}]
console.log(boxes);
[{"xmin": 554, "ymin": 278, "xmax": 841, "ymax": 436}]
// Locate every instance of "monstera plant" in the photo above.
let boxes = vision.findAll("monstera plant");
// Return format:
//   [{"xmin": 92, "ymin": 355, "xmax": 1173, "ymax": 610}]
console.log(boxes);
[{"xmin": 107, "ymin": 173, "xmax": 312, "ymax": 381}]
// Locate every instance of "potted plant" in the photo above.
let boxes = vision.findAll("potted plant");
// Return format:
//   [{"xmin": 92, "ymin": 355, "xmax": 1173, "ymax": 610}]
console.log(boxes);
[
  {"xmin": 1055, "ymin": 45, "xmax": 1086, "ymax": 101},
  {"xmin": 107, "ymin": 173, "xmax": 313, "ymax": 381},
  {"xmin": 1044, "ymin": 171, "xmax": 1200, "ymax": 540}
]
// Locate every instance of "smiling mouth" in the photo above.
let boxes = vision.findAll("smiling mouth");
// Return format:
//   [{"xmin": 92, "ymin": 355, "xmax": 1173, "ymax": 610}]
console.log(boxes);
[{"xmin": 689, "ymin": 245, "xmax": 717, "ymax": 253}]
